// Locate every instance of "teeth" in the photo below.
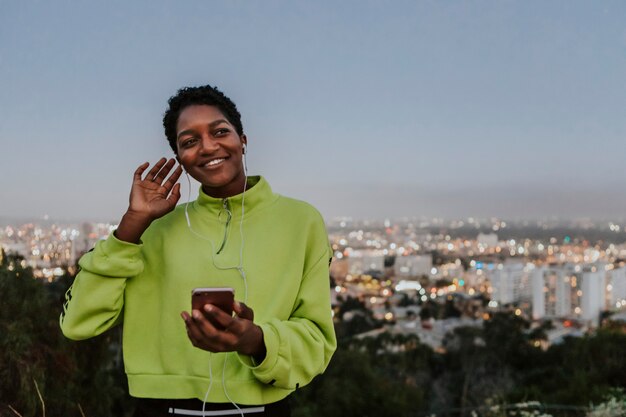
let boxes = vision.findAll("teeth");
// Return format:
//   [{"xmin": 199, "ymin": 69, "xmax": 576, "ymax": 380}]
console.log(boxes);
[{"xmin": 205, "ymin": 159, "xmax": 224, "ymax": 167}]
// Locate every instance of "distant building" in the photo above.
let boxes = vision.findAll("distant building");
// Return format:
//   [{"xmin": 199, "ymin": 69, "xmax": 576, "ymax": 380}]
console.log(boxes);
[
  {"xmin": 607, "ymin": 266, "xmax": 626, "ymax": 308},
  {"xmin": 347, "ymin": 249, "xmax": 385, "ymax": 275},
  {"xmin": 533, "ymin": 266, "xmax": 573, "ymax": 319},
  {"xmin": 394, "ymin": 254, "xmax": 432, "ymax": 277},
  {"xmin": 490, "ymin": 262, "xmax": 532, "ymax": 306},
  {"xmin": 1, "ymin": 242, "xmax": 28, "ymax": 258},
  {"xmin": 532, "ymin": 263, "xmax": 609, "ymax": 326},
  {"xmin": 477, "ymin": 232, "xmax": 498, "ymax": 247},
  {"xmin": 580, "ymin": 268, "xmax": 605, "ymax": 323},
  {"xmin": 532, "ymin": 267, "xmax": 547, "ymax": 319}
]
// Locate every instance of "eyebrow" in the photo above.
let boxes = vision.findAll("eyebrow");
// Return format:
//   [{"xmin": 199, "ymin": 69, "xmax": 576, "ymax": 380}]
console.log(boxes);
[{"xmin": 177, "ymin": 119, "xmax": 231, "ymax": 141}]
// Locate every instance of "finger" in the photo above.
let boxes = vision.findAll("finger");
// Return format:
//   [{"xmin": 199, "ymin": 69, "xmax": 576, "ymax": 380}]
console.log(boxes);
[
  {"xmin": 167, "ymin": 183, "xmax": 181, "ymax": 205},
  {"xmin": 192, "ymin": 308, "xmax": 225, "ymax": 336},
  {"xmin": 188, "ymin": 309, "xmax": 221, "ymax": 342},
  {"xmin": 181, "ymin": 312, "xmax": 201, "ymax": 344},
  {"xmin": 133, "ymin": 162, "xmax": 150, "ymax": 181},
  {"xmin": 185, "ymin": 321, "xmax": 205, "ymax": 348},
  {"xmin": 153, "ymin": 158, "xmax": 177, "ymax": 184},
  {"xmin": 234, "ymin": 301, "xmax": 254, "ymax": 321},
  {"xmin": 184, "ymin": 311, "xmax": 230, "ymax": 350},
  {"xmin": 203, "ymin": 304, "xmax": 236, "ymax": 330},
  {"xmin": 187, "ymin": 310, "xmax": 242, "ymax": 351},
  {"xmin": 145, "ymin": 158, "xmax": 167, "ymax": 181},
  {"xmin": 163, "ymin": 165, "xmax": 183, "ymax": 191}
]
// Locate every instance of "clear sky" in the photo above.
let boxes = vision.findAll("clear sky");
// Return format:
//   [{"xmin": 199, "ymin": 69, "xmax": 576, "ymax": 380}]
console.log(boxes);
[{"xmin": 1, "ymin": 1, "xmax": 625, "ymax": 221}]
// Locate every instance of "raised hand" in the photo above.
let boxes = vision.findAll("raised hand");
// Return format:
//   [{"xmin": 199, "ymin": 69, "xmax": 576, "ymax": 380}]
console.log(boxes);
[
  {"xmin": 115, "ymin": 158, "xmax": 183, "ymax": 243},
  {"xmin": 128, "ymin": 158, "xmax": 183, "ymax": 219}
]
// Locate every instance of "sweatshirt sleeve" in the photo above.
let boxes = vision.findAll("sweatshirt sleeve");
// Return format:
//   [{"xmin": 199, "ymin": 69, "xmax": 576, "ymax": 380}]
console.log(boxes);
[
  {"xmin": 59, "ymin": 233, "xmax": 144, "ymax": 340},
  {"xmin": 237, "ymin": 244, "xmax": 337, "ymax": 390}
]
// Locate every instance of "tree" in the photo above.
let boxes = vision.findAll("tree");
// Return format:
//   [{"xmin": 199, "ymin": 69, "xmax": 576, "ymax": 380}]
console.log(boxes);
[
  {"xmin": 0, "ymin": 255, "xmax": 132, "ymax": 417},
  {"xmin": 292, "ymin": 334, "xmax": 433, "ymax": 417}
]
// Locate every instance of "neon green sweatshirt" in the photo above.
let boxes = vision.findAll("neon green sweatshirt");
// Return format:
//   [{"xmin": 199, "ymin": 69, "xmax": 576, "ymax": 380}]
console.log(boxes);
[{"xmin": 60, "ymin": 176, "xmax": 336, "ymax": 404}]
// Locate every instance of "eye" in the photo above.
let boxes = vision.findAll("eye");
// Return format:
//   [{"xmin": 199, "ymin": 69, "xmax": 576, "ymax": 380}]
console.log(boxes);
[
  {"xmin": 214, "ymin": 128, "xmax": 230, "ymax": 137},
  {"xmin": 180, "ymin": 137, "xmax": 198, "ymax": 148}
]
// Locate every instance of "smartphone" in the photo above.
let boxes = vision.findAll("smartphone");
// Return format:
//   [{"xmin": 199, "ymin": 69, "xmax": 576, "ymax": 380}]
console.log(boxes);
[{"xmin": 191, "ymin": 287, "xmax": 235, "ymax": 315}]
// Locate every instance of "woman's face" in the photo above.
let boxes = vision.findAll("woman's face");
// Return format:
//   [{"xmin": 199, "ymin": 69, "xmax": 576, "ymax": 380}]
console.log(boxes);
[{"xmin": 175, "ymin": 105, "xmax": 247, "ymax": 198}]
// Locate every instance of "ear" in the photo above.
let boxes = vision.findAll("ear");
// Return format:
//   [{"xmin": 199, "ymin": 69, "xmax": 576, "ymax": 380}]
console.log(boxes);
[{"xmin": 240, "ymin": 135, "xmax": 248, "ymax": 153}]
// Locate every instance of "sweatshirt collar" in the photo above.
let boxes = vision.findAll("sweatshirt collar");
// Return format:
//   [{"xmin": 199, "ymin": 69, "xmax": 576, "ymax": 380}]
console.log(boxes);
[{"xmin": 193, "ymin": 176, "xmax": 276, "ymax": 218}]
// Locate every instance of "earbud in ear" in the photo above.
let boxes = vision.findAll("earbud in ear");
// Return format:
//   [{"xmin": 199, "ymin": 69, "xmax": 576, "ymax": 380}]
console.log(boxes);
[{"xmin": 242, "ymin": 144, "xmax": 247, "ymax": 154}]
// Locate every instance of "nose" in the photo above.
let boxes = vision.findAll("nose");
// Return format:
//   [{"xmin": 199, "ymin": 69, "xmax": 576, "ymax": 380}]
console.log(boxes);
[{"xmin": 199, "ymin": 133, "xmax": 220, "ymax": 154}]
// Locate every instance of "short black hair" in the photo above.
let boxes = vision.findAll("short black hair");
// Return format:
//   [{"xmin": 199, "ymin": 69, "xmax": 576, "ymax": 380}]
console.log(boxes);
[{"xmin": 162, "ymin": 85, "xmax": 244, "ymax": 154}]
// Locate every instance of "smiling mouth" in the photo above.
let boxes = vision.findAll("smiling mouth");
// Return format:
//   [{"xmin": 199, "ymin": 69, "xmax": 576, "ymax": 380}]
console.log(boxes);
[{"xmin": 200, "ymin": 158, "xmax": 226, "ymax": 168}]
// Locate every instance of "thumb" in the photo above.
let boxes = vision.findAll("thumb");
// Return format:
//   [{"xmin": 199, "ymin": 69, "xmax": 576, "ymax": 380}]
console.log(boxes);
[{"xmin": 235, "ymin": 301, "xmax": 254, "ymax": 321}]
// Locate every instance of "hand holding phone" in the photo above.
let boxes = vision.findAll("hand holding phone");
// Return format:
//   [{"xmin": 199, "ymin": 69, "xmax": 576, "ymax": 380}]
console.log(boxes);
[{"xmin": 183, "ymin": 289, "xmax": 265, "ymax": 359}]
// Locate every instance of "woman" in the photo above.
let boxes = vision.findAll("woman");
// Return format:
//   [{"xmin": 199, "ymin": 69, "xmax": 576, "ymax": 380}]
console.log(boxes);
[{"xmin": 60, "ymin": 85, "xmax": 337, "ymax": 416}]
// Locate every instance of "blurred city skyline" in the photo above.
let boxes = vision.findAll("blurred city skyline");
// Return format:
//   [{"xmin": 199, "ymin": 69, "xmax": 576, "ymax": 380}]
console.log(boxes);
[{"xmin": 1, "ymin": 1, "xmax": 626, "ymax": 221}]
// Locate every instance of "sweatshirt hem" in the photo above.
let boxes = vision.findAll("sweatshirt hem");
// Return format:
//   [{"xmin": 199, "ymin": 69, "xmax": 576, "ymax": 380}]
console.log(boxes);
[{"xmin": 128, "ymin": 374, "xmax": 292, "ymax": 405}]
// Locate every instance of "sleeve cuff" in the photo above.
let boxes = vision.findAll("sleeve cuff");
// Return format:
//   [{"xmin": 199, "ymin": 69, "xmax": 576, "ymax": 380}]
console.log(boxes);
[
  {"xmin": 236, "ymin": 322, "xmax": 280, "ymax": 383},
  {"xmin": 78, "ymin": 232, "xmax": 144, "ymax": 277}
]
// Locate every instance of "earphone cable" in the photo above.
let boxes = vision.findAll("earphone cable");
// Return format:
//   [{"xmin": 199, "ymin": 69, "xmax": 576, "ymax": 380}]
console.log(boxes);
[
  {"xmin": 183, "ymin": 162, "xmax": 248, "ymax": 416},
  {"xmin": 183, "ymin": 172, "xmax": 248, "ymax": 302}
]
